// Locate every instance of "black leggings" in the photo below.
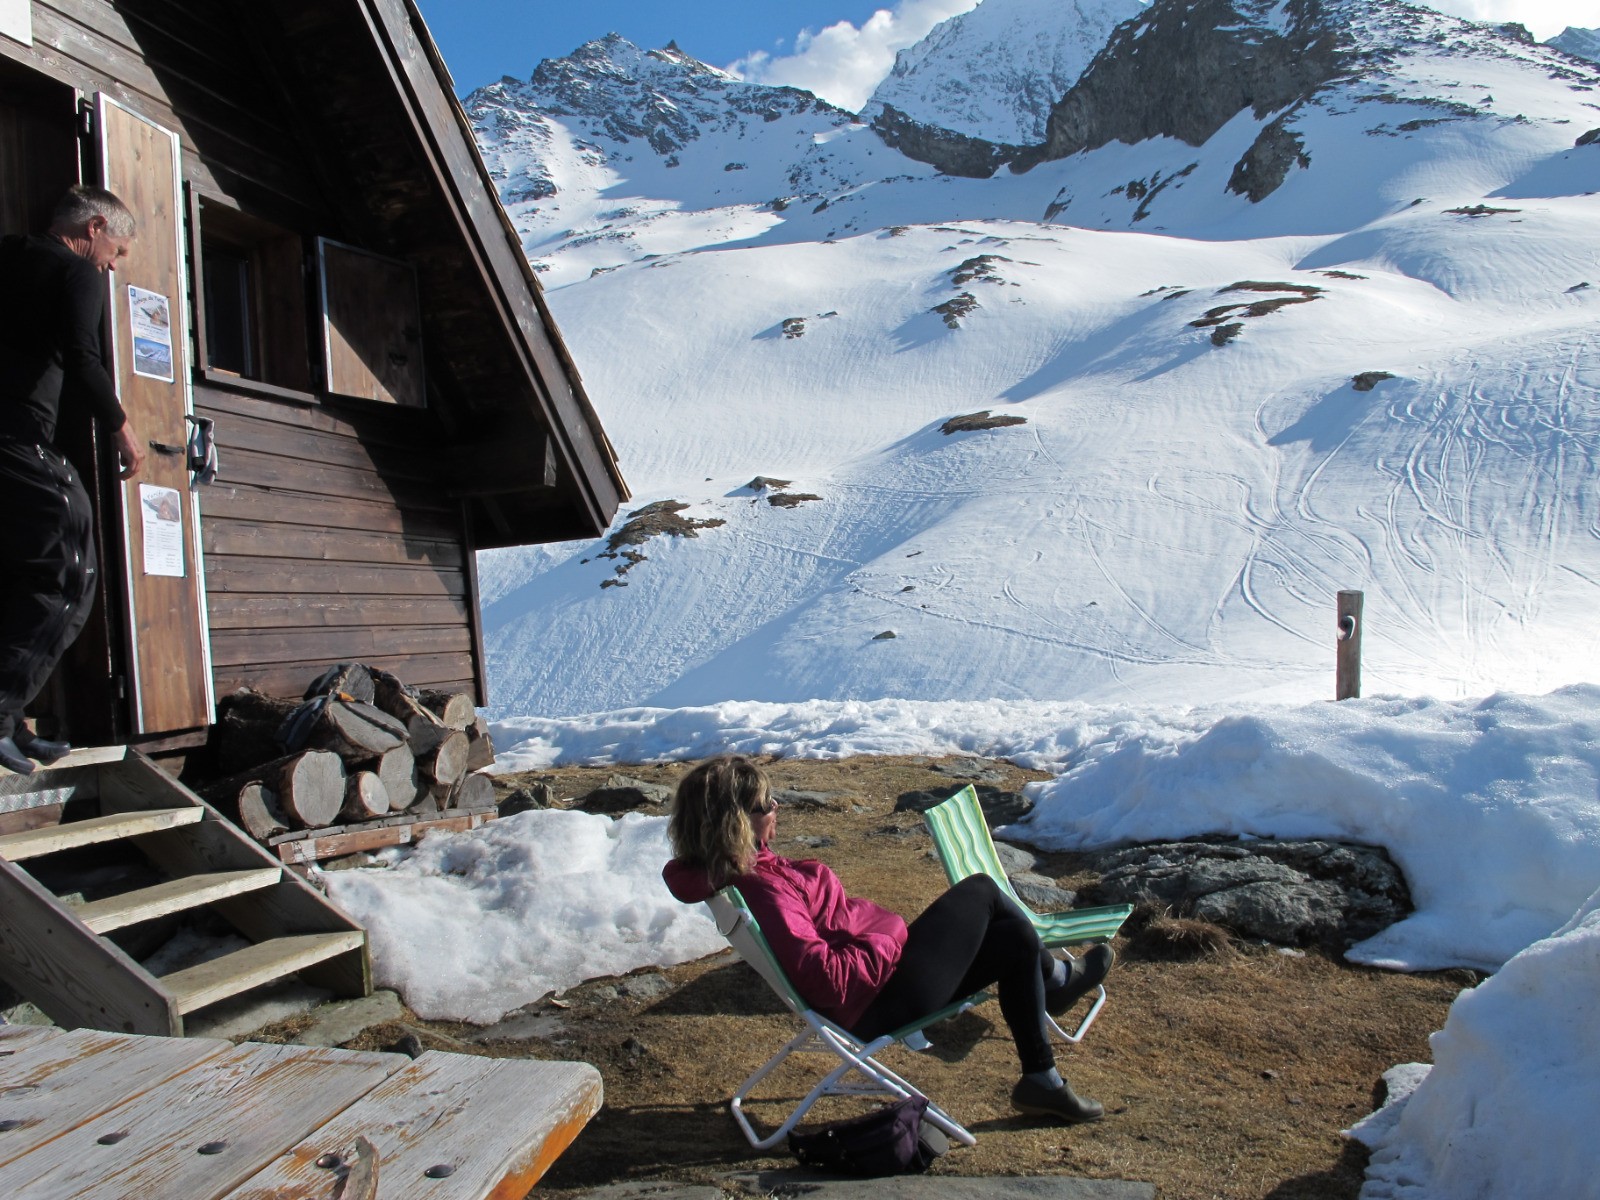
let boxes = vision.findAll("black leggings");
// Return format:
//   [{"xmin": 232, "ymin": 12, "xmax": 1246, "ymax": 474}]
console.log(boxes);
[{"xmin": 853, "ymin": 874, "xmax": 1055, "ymax": 1074}]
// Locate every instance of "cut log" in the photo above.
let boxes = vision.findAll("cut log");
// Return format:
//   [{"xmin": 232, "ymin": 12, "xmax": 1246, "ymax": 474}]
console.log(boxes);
[
  {"xmin": 419, "ymin": 730, "xmax": 469, "ymax": 791},
  {"xmin": 214, "ymin": 689, "xmax": 299, "ymax": 776},
  {"xmin": 237, "ymin": 782, "xmax": 290, "ymax": 840},
  {"xmin": 364, "ymin": 743, "xmax": 419, "ymax": 811},
  {"xmin": 418, "ymin": 689, "xmax": 475, "ymax": 731},
  {"xmin": 465, "ymin": 715, "xmax": 495, "ymax": 772},
  {"xmin": 452, "ymin": 770, "xmax": 496, "ymax": 811},
  {"xmin": 341, "ymin": 771, "xmax": 391, "ymax": 821},
  {"xmin": 274, "ymin": 751, "xmax": 346, "ymax": 829},
  {"xmin": 308, "ymin": 698, "xmax": 407, "ymax": 762},
  {"xmin": 371, "ymin": 671, "xmax": 450, "ymax": 754},
  {"xmin": 304, "ymin": 661, "xmax": 375, "ymax": 703}
]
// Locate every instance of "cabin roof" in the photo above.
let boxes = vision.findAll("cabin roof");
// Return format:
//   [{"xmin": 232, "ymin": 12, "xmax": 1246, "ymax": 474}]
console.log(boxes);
[{"xmin": 257, "ymin": 0, "xmax": 629, "ymax": 548}]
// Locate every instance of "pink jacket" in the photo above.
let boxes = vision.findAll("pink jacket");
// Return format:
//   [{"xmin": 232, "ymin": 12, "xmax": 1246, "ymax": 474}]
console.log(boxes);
[{"xmin": 663, "ymin": 847, "xmax": 907, "ymax": 1029}]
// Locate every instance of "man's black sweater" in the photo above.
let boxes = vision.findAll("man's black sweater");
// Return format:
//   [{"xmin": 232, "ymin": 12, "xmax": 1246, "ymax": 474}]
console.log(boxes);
[{"xmin": 0, "ymin": 234, "xmax": 126, "ymax": 446}]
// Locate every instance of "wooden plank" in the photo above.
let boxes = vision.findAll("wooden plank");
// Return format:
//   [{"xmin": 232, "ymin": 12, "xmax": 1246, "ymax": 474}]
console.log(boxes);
[
  {"xmin": 214, "ymin": 652, "xmax": 475, "ymax": 701},
  {"xmin": 204, "ymin": 592, "xmax": 470, "ymax": 632},
  {"xmin": 200, "ymin": 482, "xmax": 457, "ymax": 538},
  {"xmin": 202, "ymin": 521, "xmax": 463, "ymax": 570},
  {"xmin": 272, "ymin": 811, "xmax": 493, "ymax": 866},
  {"xmin": 69, "ymin": 868, "xmax": 283, "ymax": 934},
  {"xmin": 203, "ymin": 556, "xmax": 467, "ymax": 599},
  {"xmin": 0, "ymin": 804, "xmax": 65, "ymax": 838},
  {"xmin": 0, "ymin": 808, "xmax": 203, "ymax": 862},
  {"xmin": 194, "ymin": 384, "xmax": 437, "ymax": 448},
  {"xmin": 211, "ymin": 624, "xmax": 470, "ymax": 670},
  {"xmin": 0, "ymin": 856, "xmax": 177, "ymax": 1036},
  {"xmin": 0, "ymin": 1039, "xmax": 405, "ymax": 1200},
  {"xmin": 0, "ymin": 1027, "xmax": 229, "ymax": 1168},
  {"xmin": 203, "ymin": 445, "xmax": 447, "ymax": 511},
  {"xmin": 221, "ymin": 1052, "xmax": 603, "ymax": 1200},
  {"xmin": 160, "ymin": 932, "xmax": 366, "ymax": 1014},
  {"xmin": 211, "ymin": 405, "xmax": 439, "ymax": 481}
]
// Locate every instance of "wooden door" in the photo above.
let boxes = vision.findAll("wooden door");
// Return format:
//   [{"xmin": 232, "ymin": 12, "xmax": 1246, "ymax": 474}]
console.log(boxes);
[{"xmin": 97, "ymin": 95, "xmax": 214, "ymax": 735}]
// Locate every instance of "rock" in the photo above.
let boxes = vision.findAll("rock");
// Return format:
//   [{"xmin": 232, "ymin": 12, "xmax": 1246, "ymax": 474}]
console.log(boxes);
[
  {"xmin": 1082, "ymin": 838, "xmax": 1410, "ymax": 948},
  {"xmin": 320, "ymin": 851, "xmax": 386, "ymax": 872},
  {"xmin": 1009, "ymin": 873, "xmax": 1077, "ymax": 912},
  {"xmin": 992, "ymin": 840, "xmax": 1037, "ymax": 874},
  {"xmin": 868, "ymin": 102, "xmax": 1020, "ymax": 178},
  {"xmin": 896, "ymin": 783, "xmax": 1032, "ymax": 825},
  {"xmin": 931, "ymin": 757, "xmax": 1009, "ymax": 784},
  {"xmin": 1226, "ymin": 108, "xmax": 1311, "ymax": 202},
  {"xmin": 0, "ymin": 1002, "xmax": 54, "ymax": 1028},
  {"xmin": 184, "ymin": 980, "xmax": 331, "ymax": 1041},
  {"xmin": 788, "ymin": 834, "xmax": 835, "ymax": 850},
  {"xmin": 618, "ymin": 973, "xmax": 673, "ymax": 1001},
  {"xmin": 774, "ymin": 788, "xmax": 844, "ymax": 809},
  {"xmin": 575, "ymin": 774, "xmax": 672, "ymax": 813},
  {"xmin": 293, "ymin": 989, "xmax": 405, "ymax": 1048},
  {"xmin": 468, "ymin": 1009, "xmax": 569, "ymax": 1043},
  {"xmin": 500, "ymin": 782, "xmax": 553, "ymax": 816},
  {"xmin": 383, "ymin": 1032, "xmax": 425, "ymax": 1058}
]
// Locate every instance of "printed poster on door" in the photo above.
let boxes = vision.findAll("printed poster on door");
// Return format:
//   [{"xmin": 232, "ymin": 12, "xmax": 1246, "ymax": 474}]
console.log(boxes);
[
  {"xmin": 128, "ymin": 285, "xmax": 174, "ymax": 382},
  {"xmin": 139, "ymin": 484, "xmax": 185, "ymax": 577}
]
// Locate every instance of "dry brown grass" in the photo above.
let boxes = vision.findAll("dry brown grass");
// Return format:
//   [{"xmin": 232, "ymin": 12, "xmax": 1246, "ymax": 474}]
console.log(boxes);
[{"xmin": 314, "ymin": 754, "xmax": 1464, "ymax": 1200}]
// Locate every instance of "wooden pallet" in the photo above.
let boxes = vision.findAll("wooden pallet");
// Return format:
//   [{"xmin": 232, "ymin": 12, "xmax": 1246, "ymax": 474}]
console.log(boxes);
[
  {"xmin": 0, "ymin": 747, "xmax": 369, "ymax": 1036},
  {"xmin": 0, "ymin": 1025, "xmax": 602, "ymax": 1199},
  {"xmin": 266, "ymin": 806, "xmax": 496, "ymax": 866}
]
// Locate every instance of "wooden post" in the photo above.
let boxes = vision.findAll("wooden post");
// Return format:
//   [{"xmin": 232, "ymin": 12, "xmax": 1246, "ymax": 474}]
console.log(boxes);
[{"xmin": 1336, "ymin": 590, "xmax": 1363, "ymax": 700}]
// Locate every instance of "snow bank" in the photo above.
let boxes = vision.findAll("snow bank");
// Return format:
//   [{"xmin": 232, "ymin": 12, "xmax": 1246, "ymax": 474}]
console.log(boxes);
[
  {"xmin": 1350, "ymin": 886, "xmax": 1600, "ymax": 1200},
  {"xmin": 1010, "ymin": 686, "xmax": 1600, "ymax": 972},
  {"xmin": 322, "ymin": 809, "xmax": 723, "ymax": 1024}
]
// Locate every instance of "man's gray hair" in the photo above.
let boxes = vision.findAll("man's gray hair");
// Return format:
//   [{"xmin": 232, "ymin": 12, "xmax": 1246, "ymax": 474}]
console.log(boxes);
[{"xmin": 50, "ymin": 185, "xmax": 136, "ymax": 239}]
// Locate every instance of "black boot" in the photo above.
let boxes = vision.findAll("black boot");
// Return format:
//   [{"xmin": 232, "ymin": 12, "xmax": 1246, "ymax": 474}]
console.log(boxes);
[
  {"xmin": 14, "ymin": 727, "xmax": 69, "ymax": 764},
  {"xmin": 1045, "ymin": 944, "xmax": 1115, "ymax": 1017},
  {"xmin": 1011, "ymin": 1076, "xmax": 1105, "ymax": 1123},
  {"xmin": 0, "ymin": 737, "xmax": 35, "ymax": 775}
]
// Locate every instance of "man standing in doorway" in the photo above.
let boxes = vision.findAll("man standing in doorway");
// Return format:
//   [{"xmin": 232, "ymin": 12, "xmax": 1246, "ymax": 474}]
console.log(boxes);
[{"xmin": 0, "ymin": 185, "xmax": 144, "ymax": 773}]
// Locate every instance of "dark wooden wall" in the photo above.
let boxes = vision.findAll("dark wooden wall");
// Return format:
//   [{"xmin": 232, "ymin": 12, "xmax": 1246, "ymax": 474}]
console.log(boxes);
[{"xmin": 8, "ymin": 0, "xmax": 482, "ymax": 705}]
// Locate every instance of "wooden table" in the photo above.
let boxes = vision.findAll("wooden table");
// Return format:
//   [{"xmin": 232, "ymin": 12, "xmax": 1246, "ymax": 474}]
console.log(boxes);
[{"xmin": 0, "ymin": 1024, "xmax": 602, "ymax": 1199}]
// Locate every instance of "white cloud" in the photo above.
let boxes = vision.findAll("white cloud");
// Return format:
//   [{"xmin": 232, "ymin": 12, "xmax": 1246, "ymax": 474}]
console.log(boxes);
[
  {"xmin": 727, "ymin": 0, "xmax": 982, "ymax": 113},
  {"xmin": 1428, "ymin": 0, "xmax": 1596, "ymax": 40}
]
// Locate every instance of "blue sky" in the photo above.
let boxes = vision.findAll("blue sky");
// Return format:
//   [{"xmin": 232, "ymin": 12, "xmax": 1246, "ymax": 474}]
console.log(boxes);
[{"xmin": 415, "ymin": 0, "xmax": 1592, "ymax": 110}]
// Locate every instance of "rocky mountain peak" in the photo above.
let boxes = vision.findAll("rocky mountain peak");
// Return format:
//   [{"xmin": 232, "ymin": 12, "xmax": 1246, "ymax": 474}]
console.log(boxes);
[{"xmin": 1548, "ymin": 26, "xmax": 1600, "ymax": 63}]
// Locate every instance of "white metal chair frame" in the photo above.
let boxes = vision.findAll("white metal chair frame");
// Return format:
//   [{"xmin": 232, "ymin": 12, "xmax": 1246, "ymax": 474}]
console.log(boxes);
[{"xmin": 706, "ymin": 887, "xmax": 986, "ymax": 1151}]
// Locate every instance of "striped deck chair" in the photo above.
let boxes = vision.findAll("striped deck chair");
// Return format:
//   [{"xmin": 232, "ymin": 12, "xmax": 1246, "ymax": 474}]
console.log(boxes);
[
  {"xmin": 923, "ymin": 784, "xmax": 1132, "ymax": 1044},
  {"xmin": 706, "ymin": 886, "xmax": 988, "ymax": 1150}
]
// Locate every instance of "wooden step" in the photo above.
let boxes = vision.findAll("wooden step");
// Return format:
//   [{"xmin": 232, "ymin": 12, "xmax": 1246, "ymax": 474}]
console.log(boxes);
[
  {"xmin": 160, "ymin": 932, "xmax": 366, "ymax": 1015},
  {"xmin": 68, "ymin": 868, "xmax": 283, "ymax": 934},
  {"xmin": 0, "ymin": 807, "xmax": 204, "ymax": 862}
]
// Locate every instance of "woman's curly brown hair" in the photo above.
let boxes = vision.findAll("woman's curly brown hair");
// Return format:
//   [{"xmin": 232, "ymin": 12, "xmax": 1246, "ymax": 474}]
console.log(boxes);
[{"xmin": 668, "ymin": 755, "xmax": 772, "ymax": 886}]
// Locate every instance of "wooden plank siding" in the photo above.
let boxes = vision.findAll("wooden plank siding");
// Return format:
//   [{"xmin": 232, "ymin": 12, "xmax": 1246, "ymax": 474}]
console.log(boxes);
[{"xmin": 196, "ymin": 383, "xmax": 476, "ymax": 700}]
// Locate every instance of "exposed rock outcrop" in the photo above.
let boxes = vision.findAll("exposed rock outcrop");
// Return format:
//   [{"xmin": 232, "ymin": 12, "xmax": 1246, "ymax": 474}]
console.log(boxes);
[
  {"xmin": 1227, "ymin": 109, "xmax": 1313, "ymax": 201},
  {"xmin": 868, "ymin": 103, "xmax": 1020, "ymax": 179}
]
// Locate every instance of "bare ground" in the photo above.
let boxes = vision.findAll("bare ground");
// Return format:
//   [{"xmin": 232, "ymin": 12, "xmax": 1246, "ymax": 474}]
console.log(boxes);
[{"xmin": 263, "ymin": 755, "xmax": 1465, "ymax": 1200}]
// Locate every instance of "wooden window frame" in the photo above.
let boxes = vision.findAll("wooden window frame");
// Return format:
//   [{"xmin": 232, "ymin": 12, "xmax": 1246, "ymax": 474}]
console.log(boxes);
[{"xmin": 188, "ymin": 188, "xmax": 318, "ymax": 406}]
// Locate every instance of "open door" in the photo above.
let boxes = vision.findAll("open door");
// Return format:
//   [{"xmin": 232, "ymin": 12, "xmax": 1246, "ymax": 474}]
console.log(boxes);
[{"xmin": 97, "ymin": 95, "xmax": 214, "ymax": 737}]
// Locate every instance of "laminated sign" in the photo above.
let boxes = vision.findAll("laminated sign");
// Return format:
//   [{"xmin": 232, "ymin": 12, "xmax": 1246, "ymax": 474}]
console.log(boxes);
[
  {"xmin": 128, "ymin": 284, "xmax": 174, "ymax": 382},
  {"xmin": 139, "ymin": 484, "xmax": 185, "ymax": 577}
]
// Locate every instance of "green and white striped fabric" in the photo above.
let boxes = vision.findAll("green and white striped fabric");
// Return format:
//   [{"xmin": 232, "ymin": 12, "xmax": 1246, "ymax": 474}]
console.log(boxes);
[{"xmin": 923, "ymin": 784, "xmax": 1132, "ymax": 948}]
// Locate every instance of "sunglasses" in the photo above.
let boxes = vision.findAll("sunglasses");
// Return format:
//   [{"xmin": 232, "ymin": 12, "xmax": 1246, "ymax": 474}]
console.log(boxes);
[{"xmin": 747, "ymin": 796, "xmax": 777, "ymax": 816}]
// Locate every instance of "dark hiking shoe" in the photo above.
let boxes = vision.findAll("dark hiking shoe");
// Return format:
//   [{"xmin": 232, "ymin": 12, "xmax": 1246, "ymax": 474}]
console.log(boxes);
[
  {"xmin": 0, "ymin": 737, "xmax": 36, "ymax": 775},
  {"xmin": 1045, "ymin": 943, "xmax": 1115, "ymax": 1017},
  {"xmin": 1011, "ymin": 1076, "xmax": 1104, "ymax": 1124},
  {"xmin": 14, "ymin": 729, "xmax": 69, "ymax": 764}
]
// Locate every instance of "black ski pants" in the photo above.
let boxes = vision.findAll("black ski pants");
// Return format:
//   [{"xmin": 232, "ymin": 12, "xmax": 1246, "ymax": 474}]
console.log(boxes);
[
  {"xmin": 0, "ymin": 438, "xmax": 97, "ymax": 740},
  {"xmin": 853, "ymin": 873, "xmax": 1056, "ymax": 1074}
]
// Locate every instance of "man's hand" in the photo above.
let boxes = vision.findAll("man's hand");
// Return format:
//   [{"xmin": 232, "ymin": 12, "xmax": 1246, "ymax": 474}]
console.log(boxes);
[{"xmin": 114, "ymin": 423, "xmax": 145, "ymax": 480}]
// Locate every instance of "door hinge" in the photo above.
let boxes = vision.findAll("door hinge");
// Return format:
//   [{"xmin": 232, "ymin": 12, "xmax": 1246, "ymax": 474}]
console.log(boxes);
[
  {"xmin": 79, "ymin": 103, "xmax": 94, "ymax": 138},
  {"xmin": 115, "ymin": 675, "xmax": 127, "ymax": 701}
]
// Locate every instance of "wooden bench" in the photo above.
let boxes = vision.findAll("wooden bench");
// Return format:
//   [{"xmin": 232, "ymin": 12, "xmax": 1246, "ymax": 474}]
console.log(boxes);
[{"xmin": 0, "ymin": 1024, "xmax": 601, "ymax": 1198}]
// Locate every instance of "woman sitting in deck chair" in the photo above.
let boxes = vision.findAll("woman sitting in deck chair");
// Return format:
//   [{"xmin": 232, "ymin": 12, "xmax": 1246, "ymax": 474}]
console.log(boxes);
[{"xmin": 662, "ymin": 755, "xmax": 1114, "ymax": 1124}]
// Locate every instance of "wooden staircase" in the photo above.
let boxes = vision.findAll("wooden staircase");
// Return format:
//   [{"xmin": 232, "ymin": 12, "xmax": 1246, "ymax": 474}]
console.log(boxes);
[{"xmin": 0, "ymin": 746, "xmax": 370, "ymax": 1036}]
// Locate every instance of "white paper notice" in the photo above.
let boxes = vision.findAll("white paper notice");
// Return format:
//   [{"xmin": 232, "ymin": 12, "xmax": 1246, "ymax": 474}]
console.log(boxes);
[
  {"xmin": 128, "ymin": 285, "xmax": 174, "ymax": 382},
  {"xmin": 139, "ymin": 485, "xmax": 185, "ymax": 577}
]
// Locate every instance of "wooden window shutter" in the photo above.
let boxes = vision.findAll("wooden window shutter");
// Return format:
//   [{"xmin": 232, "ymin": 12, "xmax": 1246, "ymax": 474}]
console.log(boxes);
[{"xmin": 316, "ymin": 237, "xmax": 425, "ymax": 407}]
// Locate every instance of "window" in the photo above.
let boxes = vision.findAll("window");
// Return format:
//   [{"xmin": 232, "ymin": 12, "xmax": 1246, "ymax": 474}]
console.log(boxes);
[{"xmin": 192, "ymin": 193, "xmax": 313, "ymax": 396}]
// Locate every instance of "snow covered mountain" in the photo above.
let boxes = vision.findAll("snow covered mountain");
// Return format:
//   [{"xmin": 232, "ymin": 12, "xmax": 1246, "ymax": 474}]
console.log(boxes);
[
  {"xmin": 468, "ymin": 0, "xmax": 1600, "ymax": 720},
  {"xmin": 1548, "ymin": 26, "xmax": 1600, "ymax": 62},
  {"xmin": 861, "ymin": 0, "xmax": 1145, "ymax": 146}
]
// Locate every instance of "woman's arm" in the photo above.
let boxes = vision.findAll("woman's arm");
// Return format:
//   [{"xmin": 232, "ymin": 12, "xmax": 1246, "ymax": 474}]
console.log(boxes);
[{"xmin": 743, "ymin": 869, "xmax": 903, "ymax": 1014}]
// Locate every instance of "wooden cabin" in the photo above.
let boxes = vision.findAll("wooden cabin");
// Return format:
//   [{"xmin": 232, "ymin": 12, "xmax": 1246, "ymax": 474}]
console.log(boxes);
[{"xmin": 0, "ymin": 0, "xmax": 628, "ymax": 756}]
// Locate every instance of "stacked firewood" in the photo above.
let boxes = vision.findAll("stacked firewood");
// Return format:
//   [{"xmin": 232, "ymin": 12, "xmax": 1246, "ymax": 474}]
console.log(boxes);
[{"xmin": 205, "ymin": 663, "xmax": 497, "ymax": 841}]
